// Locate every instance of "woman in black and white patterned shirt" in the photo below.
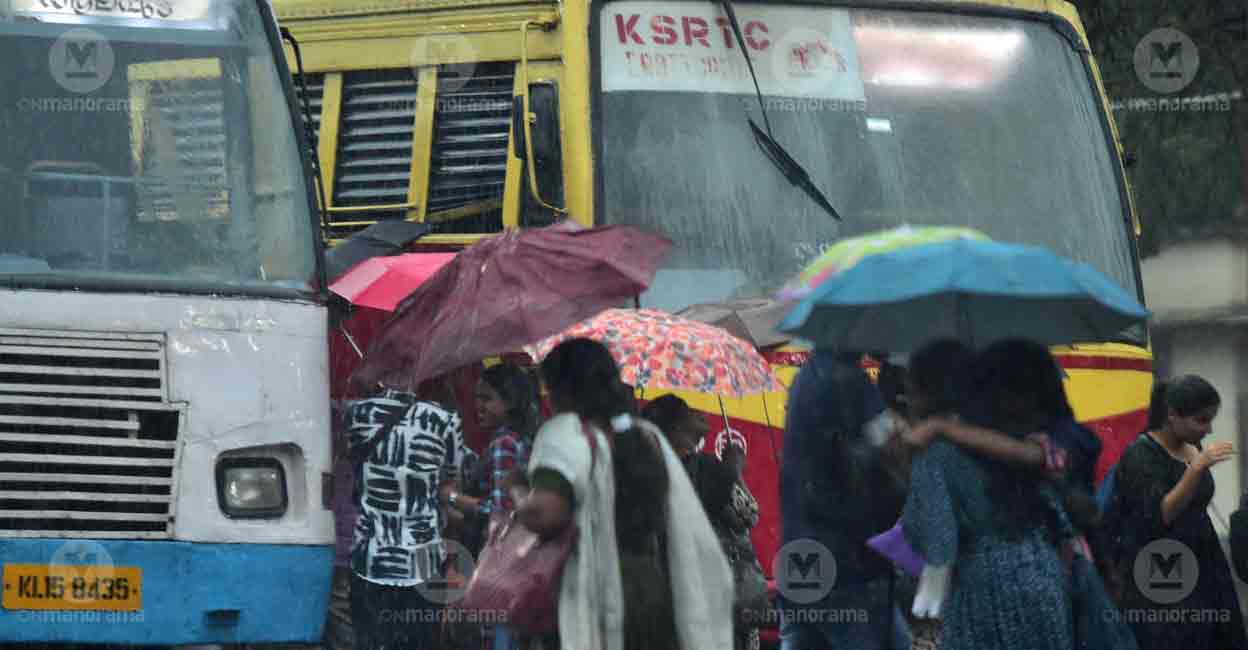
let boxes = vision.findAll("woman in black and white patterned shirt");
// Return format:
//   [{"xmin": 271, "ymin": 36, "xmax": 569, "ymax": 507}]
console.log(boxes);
[{"xmin": 346, "ymin": 386, "xmax": 465, "ymax": 650}]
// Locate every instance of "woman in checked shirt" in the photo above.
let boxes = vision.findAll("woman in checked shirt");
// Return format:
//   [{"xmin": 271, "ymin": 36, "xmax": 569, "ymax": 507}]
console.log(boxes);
[{"xmin": 445, "ymin": 362, "xmax": 542, "ymax": 650}]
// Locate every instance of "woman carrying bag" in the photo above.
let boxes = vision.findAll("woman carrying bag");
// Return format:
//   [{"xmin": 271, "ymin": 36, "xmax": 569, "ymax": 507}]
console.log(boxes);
[{"xmin": 458, "ymin": 338, "xmax": 733, "ymax": 650}]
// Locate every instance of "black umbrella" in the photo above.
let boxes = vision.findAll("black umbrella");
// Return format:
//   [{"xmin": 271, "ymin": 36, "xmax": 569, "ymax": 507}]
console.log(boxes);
[
  {"xmin": 324, "ymin": 221, "xmax": 432, "ymax": 282},
  {"xmin": 677, "ymin": 298, "xmax": 790, "ymax": 349},
  {"xmin": 326, "ymin": 221, "xmax": 431, "ymax": 330}
]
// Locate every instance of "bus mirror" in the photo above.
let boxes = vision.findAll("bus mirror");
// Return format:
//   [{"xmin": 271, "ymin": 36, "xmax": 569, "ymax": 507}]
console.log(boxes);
[
  {"xmin": 528, "ymin": 83, "xmax": 560, "ymax": 167},
  {"xmin": 516, "ymin": 82, "xmax": 565, "ymax": 216}
]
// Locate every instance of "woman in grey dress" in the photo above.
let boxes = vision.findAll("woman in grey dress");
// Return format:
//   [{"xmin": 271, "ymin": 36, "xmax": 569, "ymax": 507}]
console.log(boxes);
[{"xmin": 902, "ymin": 339, "xmax": 1075, "ymax": 650}]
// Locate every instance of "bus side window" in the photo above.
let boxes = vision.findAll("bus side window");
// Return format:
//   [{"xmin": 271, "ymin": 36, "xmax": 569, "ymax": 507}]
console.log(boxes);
[{"xmin": 519, "ymin": 82, "xmax": 564, "ymax": 227}]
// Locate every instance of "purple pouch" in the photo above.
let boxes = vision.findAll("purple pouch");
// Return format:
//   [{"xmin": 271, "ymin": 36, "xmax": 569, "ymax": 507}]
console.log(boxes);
[{"xmin": 866, "ymin": 520, "xmax": 925, "ymax": 577}]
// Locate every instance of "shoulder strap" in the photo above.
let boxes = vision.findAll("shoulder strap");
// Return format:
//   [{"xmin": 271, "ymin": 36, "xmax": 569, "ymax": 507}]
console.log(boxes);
[
  {"xmin": 580, "ymin": 417, "xmax": 600, "ymax": 477},
  {"xmin": 351, "ymin": 402, "xmax": 408, "ymax": 468}
]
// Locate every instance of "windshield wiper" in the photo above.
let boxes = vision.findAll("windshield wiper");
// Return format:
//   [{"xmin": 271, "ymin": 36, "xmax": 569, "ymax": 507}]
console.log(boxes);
[{"xmin": 717, "ymin": 0, "xmax": 842, "ymax": 221}]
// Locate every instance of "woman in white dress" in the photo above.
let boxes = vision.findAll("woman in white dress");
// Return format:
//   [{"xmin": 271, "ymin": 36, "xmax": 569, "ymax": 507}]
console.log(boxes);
[{"xmin": 517, "ymin": 337, "xmax": 733, "ymax": 650}]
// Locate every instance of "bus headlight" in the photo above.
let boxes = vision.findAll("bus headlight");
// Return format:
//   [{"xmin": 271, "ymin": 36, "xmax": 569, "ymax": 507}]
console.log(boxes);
[{"xmin": 216, "ymin": 458, "xmax": 287, "ymax": 518}]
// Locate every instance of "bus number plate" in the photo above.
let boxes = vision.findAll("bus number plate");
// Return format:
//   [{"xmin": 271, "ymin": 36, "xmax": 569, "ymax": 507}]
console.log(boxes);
[{"xmin": 2, "ymin": 564, "xmax": 142, "ymax": 611}]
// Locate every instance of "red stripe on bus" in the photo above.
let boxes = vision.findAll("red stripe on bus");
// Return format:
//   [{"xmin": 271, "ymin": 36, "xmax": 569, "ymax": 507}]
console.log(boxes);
[
  {"xmin": 1084, "ymin": 408, "xmax": 1149, "ymax": 484},
  {"xmin": 1054, "ymin": 355, "xmax": 1152, "ymax": 373},
  {"xmin": 767, "ymin": 351, "xmax": 1151, "ymax": 372}
]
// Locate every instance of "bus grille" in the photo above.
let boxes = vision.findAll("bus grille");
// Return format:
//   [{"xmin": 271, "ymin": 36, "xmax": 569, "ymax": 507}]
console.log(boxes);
[
  {"xmin": 0, "ymin": 328, "xmax": 179, "ymax": 539},
  {"xmin": 427, "ymin": 62, "xmax": 514, "ymax": 234},
  {"xmin": 332, "ymin": 69, "xmax": 420, "ymax": 229}
]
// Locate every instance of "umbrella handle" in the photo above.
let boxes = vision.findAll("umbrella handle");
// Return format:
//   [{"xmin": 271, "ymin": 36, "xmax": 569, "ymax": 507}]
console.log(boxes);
[
  {"xmin": 717, "ymin": 395, "xmax": 733, "ymax": 452},
  {"xmin": 340, "ymin": 324, "xmax": 365, "ymax": 360}
]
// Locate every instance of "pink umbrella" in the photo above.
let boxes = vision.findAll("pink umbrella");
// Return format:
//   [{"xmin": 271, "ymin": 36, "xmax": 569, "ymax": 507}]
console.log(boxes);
[{"xmin": 329, "ymin": 253, "xmax": 457, "ymax": 312}]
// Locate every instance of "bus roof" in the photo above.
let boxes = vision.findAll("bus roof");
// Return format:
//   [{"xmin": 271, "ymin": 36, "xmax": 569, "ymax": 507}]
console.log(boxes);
[{"xmin": 273, "ymin": 0, "xmax": 1072, "ymax": 22}]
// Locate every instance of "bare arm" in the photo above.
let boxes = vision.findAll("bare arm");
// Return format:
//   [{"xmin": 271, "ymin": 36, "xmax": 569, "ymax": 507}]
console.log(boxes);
[
  {"xmin": 1160, "ymin": 442, "xmax": 1235, "ymax": 526},
  {"xmin": 517, "ymin": 469, "xmax": 574, "ymax": 539},
  {"xmin": 449, "ymin": 467, "xmax": 526, "ymax": 516},
  {"xmin": 942, "ymin": 420, "xmax": 1047, "ymax": 467},
  {"xmin": 905, "ymin": 417, "xmax": 1046, "ymax": 468},
  {"xmin": 518, "ymin": 488, "xmax": 573, "ymax": 538}
]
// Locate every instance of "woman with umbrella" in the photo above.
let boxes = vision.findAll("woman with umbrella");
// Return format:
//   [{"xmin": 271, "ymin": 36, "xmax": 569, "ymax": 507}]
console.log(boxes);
[
  {"xmin": 643, "ymin": 394, "xmax": 765, "ymax": 650},
  {"xmin": 517, "ymin": 338, "xmax": 733, "ymax": 650}
]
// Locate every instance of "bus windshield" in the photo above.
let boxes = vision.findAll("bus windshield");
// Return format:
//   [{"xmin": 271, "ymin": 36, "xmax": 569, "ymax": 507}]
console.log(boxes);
[
  {"xmin": 0, "ymin": 0, "xmax": 317, "ymax": 295},
  {"xmin": 596, "ymin": 3, "xmax": 1141, "ymax": 341}
]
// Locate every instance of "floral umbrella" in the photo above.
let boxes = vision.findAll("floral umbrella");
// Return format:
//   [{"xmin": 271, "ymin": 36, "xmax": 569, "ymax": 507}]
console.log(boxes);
[
  {"xmin": 777, "ymin": 224, "xmax": 989, "ymax": 301},
  {"xmin": 528, "ymin": 308, "xmax": 782, "ymax": 398}
]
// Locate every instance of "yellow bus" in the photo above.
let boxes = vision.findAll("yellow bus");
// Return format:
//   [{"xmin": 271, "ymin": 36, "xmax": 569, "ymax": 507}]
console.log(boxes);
[{"xmin": 277, "ymin": 0, "xmax": 1152, "ymax": 628}]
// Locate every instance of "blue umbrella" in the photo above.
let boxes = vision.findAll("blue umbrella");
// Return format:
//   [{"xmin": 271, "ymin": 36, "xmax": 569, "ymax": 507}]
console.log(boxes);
[{"xmin": 778, "ymin": 239, "xmax": 1149, "ymax": 353}]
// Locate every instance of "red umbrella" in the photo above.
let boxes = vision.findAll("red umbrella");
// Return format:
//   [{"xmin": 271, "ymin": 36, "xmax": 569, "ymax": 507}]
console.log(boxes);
[
  {"xmin": 353, "ymin": 222, "xmax": 672, "ymax": 390},
  {"xmin": 329, "ymin": 252, "xmax": 457, "ymax": 312}
]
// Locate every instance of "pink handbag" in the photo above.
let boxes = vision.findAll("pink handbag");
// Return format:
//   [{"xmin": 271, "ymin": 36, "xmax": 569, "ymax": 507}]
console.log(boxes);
[{"xmin": 454, "ymin": 420, "xmax": 598, "ymax": 635}]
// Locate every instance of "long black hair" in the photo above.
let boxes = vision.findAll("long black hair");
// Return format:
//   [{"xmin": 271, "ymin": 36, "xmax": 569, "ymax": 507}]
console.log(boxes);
[
  {"xmin": 1146, "ymin": 378, "xmax": 1170, "ymax": 432},
  {"xmin": 480, "ymin": 362, "xmax": 541, "ymax": 441},
  {"xmin": 907, "ymin": 339, "xmax": 975, "ymax": 419},
  {"xmin": 540, "ymin": 338, "xmax": 668, "ymax": 552},
  {"xmin": 969, "ymin": 338, "xmax": 1066, "ymax": 539},
  {"xmin": 973, "ymin": 338, "xmax": 1073, "ymax": 427}
]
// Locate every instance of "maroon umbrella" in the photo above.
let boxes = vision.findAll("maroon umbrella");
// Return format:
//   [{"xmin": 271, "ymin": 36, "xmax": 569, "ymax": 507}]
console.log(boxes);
[{"xmin": 352, "ymin": 222, "xmax": 672, "ymax": 390}]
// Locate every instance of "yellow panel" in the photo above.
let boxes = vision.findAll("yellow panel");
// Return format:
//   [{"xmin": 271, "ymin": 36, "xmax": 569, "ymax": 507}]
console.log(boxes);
[
  {"xmin": 128, "ymin": 58, "xmax": 221, "ymax": 81},
  {"xmin": 289, "ymin": 35, "xmax": 560, "ymax": 74},
  {"xmin": 274, "ymin": 0, "xmax": 1052, "ymax": 21},
  {"xmin": 279, "ymin": 7, "xmax": 559, "ymax": 42},
  {"xmin": 559, "ymin": 0, "xmax": 593, "ymax": 226},
  {"xmin": 409, "ymin": 67, "xmax": 439, "ymax": 221},
  {"xmin": 276, "ymin": 0, "xmax": 555, "ymax": 21},
  {"xmin": 502, "ymin": 71, "xmax": 524, "ymax": 228},
  {"xmin": 1052, "ymin": 342, "xmax": 1153, "ymax": 361},
  {"xmin": 317, "ymin": 73, "xmax": 345, "ymax": 209},
  {"xmin": 415, "ymin": 233, "xmax": 491, "ymax": 246},
  {"xmin": 1066, "ymin": 369, "xmax": 1153, "ymax": 423}
]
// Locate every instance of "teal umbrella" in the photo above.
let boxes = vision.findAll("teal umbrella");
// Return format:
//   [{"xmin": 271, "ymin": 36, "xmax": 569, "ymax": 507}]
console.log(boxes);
[{"xmin": 779, "ymin": 239, "xmax": 1148, "ymax": 352}]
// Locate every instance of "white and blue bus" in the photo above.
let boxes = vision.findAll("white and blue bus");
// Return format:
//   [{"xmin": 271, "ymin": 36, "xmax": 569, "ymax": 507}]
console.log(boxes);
[{"xmin": 0, "ymin": 0, "xmax": 333, "ymax": 645}]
